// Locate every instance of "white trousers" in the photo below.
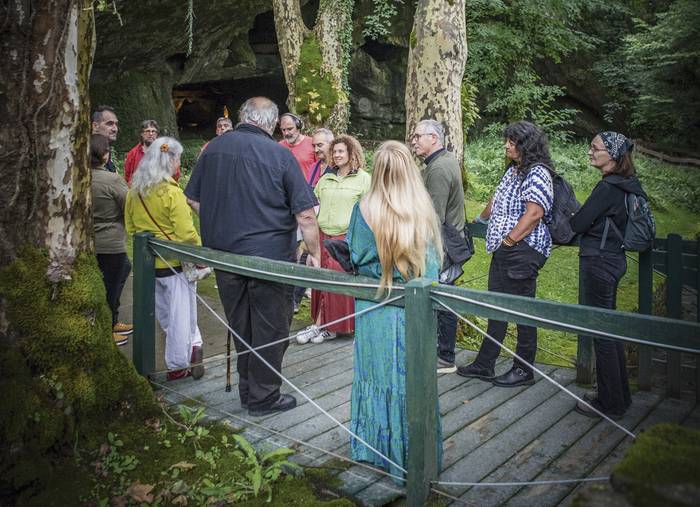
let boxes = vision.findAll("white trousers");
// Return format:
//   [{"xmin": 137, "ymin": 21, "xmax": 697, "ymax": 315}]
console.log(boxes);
[{"xmin": 155, "ymin": 274, "xmax": 203, "ymax": 370}]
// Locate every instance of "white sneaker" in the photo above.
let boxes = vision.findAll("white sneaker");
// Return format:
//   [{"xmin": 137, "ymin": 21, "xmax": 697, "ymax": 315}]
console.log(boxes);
[
  {"xmin": 296, "ymin": 325, "xmax": 319, "ymax": 345},
  {"xmin": 311, "ymin": 330, "xmax": 336, "ymax": 344}
]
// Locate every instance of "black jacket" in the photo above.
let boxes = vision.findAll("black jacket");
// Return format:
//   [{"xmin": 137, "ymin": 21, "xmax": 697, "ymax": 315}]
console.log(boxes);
[{"xmin": 570, "ymin": 174, "xmax": 647, "ymax": 255}]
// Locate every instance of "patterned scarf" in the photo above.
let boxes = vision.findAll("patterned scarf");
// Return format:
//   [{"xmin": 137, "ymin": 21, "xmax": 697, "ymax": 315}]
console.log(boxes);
[{"xmin": 599, "ymin": 131, "xmax": 634, "ymax": 161}]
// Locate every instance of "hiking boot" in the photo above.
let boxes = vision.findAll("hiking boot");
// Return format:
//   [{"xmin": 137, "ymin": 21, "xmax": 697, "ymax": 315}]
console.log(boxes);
[
  {"xmin": 437, "ymin": 358, "xmax": 457, "ymax": 374},
  {"xmin": 113, "ymin": 322, "xmax": 134, "ymax": 335},
  {"xmin": 311, "ymin": 330, "xmax": 336, "ymax": 344},
  {"xmin": 113, "ymin": 332, "xmax": 128, "ymax": 347},
  {"xmin": 190, "ymin": 346, "xmax": 204, "ymax": 380}
]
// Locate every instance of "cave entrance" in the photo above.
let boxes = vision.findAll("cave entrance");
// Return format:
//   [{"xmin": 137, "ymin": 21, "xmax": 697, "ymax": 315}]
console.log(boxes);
[
  {"xmin": 173, "ymin": 8, "xmax": 295, "ymax": 139},
  {"xmin": 173, "ymin": 76, "xmax": 289, "ymax": 139}
]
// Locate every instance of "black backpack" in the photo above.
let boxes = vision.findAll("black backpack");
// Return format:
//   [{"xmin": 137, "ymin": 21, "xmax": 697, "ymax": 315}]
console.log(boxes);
[
  {"xmin": 601, "ymin": 192, "xmax": 655, "ymax": 252},
  {"xmin": 531, "ymin": 164, "xmax": 581, "ymax": 245}
]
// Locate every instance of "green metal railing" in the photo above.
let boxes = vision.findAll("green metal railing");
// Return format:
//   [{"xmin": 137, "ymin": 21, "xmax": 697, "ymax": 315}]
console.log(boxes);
[{"xmin": 132, "ymin": 231, "xmax": 700, "ymax": 507}]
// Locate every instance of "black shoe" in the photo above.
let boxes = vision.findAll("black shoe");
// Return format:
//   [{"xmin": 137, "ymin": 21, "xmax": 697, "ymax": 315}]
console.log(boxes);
[
  {"xmin": 574, "ymin": 400, "xmax": 624, "ymax": 421},
  {"xmin": 248, "ymin": 394, "xmax": 297, "ymax": 417},
  {"xmin": 456, "ymin": 362, "xmax": 495, "ymax": 381},
  {"xmin": 492, "ymin": 367, "xmax": 534, "ymax": 387},
  {"xmin": 241, "ymin": 400, "xmax": 248, "ymax": 409},
  {"xmin": 583, "ymin": 390, "xmax": 597, "ymax": 402}
]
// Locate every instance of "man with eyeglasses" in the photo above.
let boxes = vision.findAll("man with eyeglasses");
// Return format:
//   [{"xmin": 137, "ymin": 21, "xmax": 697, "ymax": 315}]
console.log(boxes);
[
  {"xmin": 123, "ymin": 120, "xmax": 177, "ymax": 185},
  {"xmin": 411, "ymin": 119, "xmax": 465, "ymax": 375}
]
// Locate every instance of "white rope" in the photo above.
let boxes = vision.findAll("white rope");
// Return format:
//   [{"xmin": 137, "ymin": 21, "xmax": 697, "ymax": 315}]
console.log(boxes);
[
  {"xmin": 151, "ymin": 378, "xmax": 407, "ymax": 489},
  {"xmin": 150, "ymin": 294, "xmax": 403, "ymax": 376},
  {"xmin": 153, "ymin": 241, "xmax": 404, "ymax": 291},
  {"xmin": 433, "ymin": 476, "xmax": 610, "ymax": 487},
  {"xmin": 433, "ymin": 298, "xmax": 637, "ymax": 440},
  {"xmin": 151, "ymin": 249, "xmax": 408, "ymax": 475},
  {"xmin": 433, "ymin": 289, "xmax": 698, "ymax": 354}
]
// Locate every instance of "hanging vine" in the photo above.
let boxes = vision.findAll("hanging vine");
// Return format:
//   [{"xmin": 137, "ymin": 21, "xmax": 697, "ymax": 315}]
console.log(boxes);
[{"xmin": 363, "ymin": 0, "xmax": 402, "ymax": 40}]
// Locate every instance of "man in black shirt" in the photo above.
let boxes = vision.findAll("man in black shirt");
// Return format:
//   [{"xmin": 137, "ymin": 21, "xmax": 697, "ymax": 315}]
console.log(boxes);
[{"xmin": 186, "ymin": 97, "xmax": 321, "ymax": 416}]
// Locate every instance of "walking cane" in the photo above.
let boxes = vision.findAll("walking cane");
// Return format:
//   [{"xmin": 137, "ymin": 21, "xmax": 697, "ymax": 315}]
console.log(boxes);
[{"xmin": 225, "ymin": 329, "xmax": 232, "ymax": 392}]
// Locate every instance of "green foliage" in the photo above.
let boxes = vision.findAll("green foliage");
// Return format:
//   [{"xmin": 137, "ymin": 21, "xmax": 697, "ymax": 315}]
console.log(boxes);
[
  {"xmin": 362, "ymin": 0, "xmax": 402, "ymax": 40},
  {"xmin": 613, "ymin": 424, "xmax": 700, "ymax": 507},
  {"xmin": 466, "ymin": 0, "xmax": 591, "ymax": 136},
  {"xmin": 294, "ymin": 35, "xmax": 341, "ymax": 126},
  {"xmin": 622, "ymin": 0, "xmax": 700, "ymax": 150},
  {"xmin": 461, "ymin": 79, "xmax": 481, "ymax": 136}
]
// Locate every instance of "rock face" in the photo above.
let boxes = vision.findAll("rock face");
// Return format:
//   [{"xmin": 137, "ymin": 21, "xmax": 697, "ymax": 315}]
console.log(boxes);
[{"xmin": 91, "ymin": 0, "xmax": 414, "ymax": 151}]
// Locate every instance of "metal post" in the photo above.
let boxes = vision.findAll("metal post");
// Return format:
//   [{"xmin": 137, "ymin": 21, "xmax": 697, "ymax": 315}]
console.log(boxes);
[
  {"xmin": 405, "ymin": 278, "xmax": 439, "ymax": 506},
  {"xmin": 576, "ymin": 256, "xmax": 594, "ymax": 384},
  {"xmin": 666, "ymin": 234, "xmax": 683, "ymax": 398},
  {"xmin": 637, "ymin": 248, "xmax": 654, "ymax": 390},
  {"xmin": 133, "ymin": 232, "xmax": 156, "ymax": 377}
]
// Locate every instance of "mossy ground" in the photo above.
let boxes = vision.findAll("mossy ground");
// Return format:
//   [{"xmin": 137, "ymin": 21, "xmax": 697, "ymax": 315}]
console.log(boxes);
[{"xmin": 611, "ymin": 423, "xmax": 700, "ymax": 507}]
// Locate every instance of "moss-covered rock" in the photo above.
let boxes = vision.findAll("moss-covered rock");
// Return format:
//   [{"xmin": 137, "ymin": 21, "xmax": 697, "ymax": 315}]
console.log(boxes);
[
  {"xmin": 611, "ymin": 423, "xmax": 700, "ymax": 507},
  {"xmin": 0, "ymin": 247, "xmax": 158, "ymax": 498}
]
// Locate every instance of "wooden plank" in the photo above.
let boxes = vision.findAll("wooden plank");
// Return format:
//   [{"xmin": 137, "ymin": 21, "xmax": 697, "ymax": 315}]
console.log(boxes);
[
  {"xmin": 457, "ymin": 398, "xmax": 599, "ymax": 506},
  {"xmin": 405, "ymin": 279, "xmax": 439, "ymax": 507},
  {"xmin": 169, "ymin": 340, "xmax": 353, "ymax": 400},
  {"xmin": 504, "ymin": 390, "xmax": 660, "ymax": 507},
  {"xmin": 132, "ymin": 233, "xmax": 156, "ymax": 376},
  {"xmin": 560, "ymin": 395, "xmax": 695, "ymax": 506},
  {"xmin": 666, "ymin": 234, "xmax": 683, "ymax": 398},
  {"xmin": 440, "ymin": 368, "xmax": 575, "ymax": 476},
  {"xmin": 682, "ymin": 403, "xmax": 700, "ymax": 429},
  {"xmin": 696, "ymin": 238, "xmax": 700, "ymax": 400}
]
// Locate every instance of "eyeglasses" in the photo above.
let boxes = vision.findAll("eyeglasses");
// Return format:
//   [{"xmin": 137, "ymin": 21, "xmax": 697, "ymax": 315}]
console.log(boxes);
[
  {"xmin": 589, "ymin": 144, "xmax": 608, "ymax": 153},
  {"xmin": 411, "ymin": 132, "xmax": 433, "ymax": 141}
]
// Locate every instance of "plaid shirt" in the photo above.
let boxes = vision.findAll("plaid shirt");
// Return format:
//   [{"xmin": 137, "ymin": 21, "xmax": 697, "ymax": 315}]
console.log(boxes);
[{"xmin": 485, "ymin": 164, "xmax": 554, "ymax": 257}]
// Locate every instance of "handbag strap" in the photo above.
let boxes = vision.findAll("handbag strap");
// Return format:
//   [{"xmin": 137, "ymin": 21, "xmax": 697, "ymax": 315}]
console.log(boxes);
[{"xmin": 138, "ymin": 193, "xmax": 172, "ymax": 241}]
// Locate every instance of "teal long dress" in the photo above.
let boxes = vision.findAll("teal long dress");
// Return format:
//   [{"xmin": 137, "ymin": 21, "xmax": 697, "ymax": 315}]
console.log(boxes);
[{"xmin": 346, "ymin": 203, "xmax": 442, "ymax": 483}]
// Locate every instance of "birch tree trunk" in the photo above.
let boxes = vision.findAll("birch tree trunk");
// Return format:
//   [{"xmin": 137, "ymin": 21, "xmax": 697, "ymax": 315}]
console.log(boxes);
[
  {"xmin": 405, "ymin": 0, "xmax": 467, "ymax": 164},
  {"xmin": 272, "ymin": 0, "xmax": 352, "ymax": 132},
  {"xmin": 0, "ymin": 0, "xmax": 94, "ymax": 282}
]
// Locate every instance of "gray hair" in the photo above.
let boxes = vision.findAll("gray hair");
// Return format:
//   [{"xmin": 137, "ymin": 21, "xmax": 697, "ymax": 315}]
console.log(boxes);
[
  {"xmin": 131, "ymin": 137, "xmax": 183, "ymax": 195},
  {"xmin": 416, "ymin": 119, "xmax": 445, "ymax": 146},
  {"xmin": 140, "ymin": 119, "xmax": 160, "ymax": 132},
  {"xmin": 238, "ymin": 97, "xmax": 278, "ymax": 135},
  {"xmin": 312, "ymin": 127, "xmax": 334, "ymax": 142}
]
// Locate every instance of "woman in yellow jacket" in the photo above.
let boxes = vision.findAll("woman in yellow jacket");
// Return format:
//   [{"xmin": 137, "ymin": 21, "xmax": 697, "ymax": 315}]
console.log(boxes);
[{"xmin": 125, "ymin": 137, "xmax": 204, "ymax": 381}]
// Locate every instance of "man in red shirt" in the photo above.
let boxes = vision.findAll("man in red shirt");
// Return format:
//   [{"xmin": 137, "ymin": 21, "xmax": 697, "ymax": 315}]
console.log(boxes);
[
  {"xmin": 278, "ymin": 113, "xmax": 316, "ymax": 179},
  {"xmin": 124, "ymin": 120, "xmax": 161, "ymax": 185}
]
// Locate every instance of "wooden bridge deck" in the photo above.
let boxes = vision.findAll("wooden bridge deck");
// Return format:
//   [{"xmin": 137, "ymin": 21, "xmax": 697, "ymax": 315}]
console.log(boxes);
[{"xmin": 158, "ymin": 337, "xmax": 698, "ymax": 506}]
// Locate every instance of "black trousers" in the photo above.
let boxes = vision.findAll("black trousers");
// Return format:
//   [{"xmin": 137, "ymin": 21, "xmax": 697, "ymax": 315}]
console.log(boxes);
[
  {"xmin": 437, "ymin": 280, "xmax": 458, "ymax": 364},
  {"xmin": 474, "ymin": 242, "xmax": 546, "ymax": 373},
  {"xmin": 580, "ymin": 253, "xmax": 631, "ymax": 414},
  {"xmin": 96, "ymin": 253, "xmax": 131, "ymax": 326},
  {"xmin": 216, "ymin": 271, "xmax": 294, "ymax": 409}
]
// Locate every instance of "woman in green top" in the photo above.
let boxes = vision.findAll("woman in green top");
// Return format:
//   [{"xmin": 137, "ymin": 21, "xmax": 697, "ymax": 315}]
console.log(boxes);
[
  {"xmin": 296, "ymin": 135, "xmax": 371, "ymax": 344},
  {"xmin": 90, "ymin": 134, "xmax": 132, "ymax": 346}
]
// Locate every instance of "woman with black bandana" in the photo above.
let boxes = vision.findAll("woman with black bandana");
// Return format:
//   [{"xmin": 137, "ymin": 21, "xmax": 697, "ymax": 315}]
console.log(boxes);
[{"xmin": 571, "ymin": 131, "xmax": 647, "ymax": 420}]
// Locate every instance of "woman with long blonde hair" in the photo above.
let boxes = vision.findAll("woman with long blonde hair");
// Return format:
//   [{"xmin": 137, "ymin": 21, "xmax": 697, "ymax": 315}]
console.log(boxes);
[{"xmin": 346, "ymin": 140, "xmax": 442, "ymax": 481}]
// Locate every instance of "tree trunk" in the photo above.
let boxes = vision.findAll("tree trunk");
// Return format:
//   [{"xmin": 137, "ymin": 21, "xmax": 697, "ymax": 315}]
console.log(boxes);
[
  {"xmin": 313, "ymin": 0, "xmax": 352, "ymax": 133},
  {"xmin": 271, "ymin": 0, "xmax": 308, "ymax": 112},
  {"xmin": 272, "ymin": 0, "xmax": 352, "ymax": 132},
  {"xmin": 405, "ymin": 0, "xmax": 468, "ymax": 164},
  {"xmin": 0, "ymin": 0, "xmax": 94, "ymax": 281}
]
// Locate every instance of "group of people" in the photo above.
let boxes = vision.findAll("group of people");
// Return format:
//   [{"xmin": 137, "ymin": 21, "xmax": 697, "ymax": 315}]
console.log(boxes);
[{"xmin": 90, "ymin": 96, "xmax": 645, "ymax": 481}]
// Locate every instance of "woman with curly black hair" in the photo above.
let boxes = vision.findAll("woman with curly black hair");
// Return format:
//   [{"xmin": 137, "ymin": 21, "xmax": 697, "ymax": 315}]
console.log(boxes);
[{"xmin": 457, "ymin": 121, "xmax": 554, "ymax": 387}]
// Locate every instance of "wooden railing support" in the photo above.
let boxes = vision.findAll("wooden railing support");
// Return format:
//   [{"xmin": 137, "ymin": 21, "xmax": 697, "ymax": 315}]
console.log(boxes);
[
  {"xmin": 666, "ymin": 234, "xmax": 683, "ymax": 398},
  {"xmin": 576, "ymin": 256, "xmax": 594, "ymax": 384},
  {"xmin": 133, "ymin": 233, "xmax": 156, "ymax": 377},
  {"xmin": 637, "ymin": 249, "xmax": 654, "ymax": 391},
  {"xmin": 405, "ymin": 278, "xmax": 438, "ymax": 507}
]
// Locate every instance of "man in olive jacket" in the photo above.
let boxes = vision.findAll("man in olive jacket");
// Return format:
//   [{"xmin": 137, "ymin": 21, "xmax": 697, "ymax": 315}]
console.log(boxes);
[{"xmin": 411, "ymin": 119, "xmax": 465, "ymax": 374}]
